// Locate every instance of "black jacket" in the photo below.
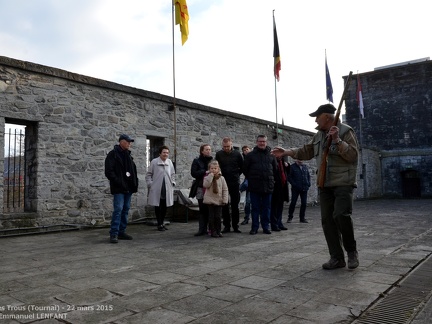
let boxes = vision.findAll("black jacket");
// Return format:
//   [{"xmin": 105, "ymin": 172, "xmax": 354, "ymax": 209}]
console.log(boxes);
[
  {"xmin": 243, "ymin": 146, "xmax": 277, "ymax": 194},
  {"xmin": 105, "ymin": 145, "xmax": 138, "ymax": 194},
  {"xmin": 191, "ymin": 154, "xmax": 213, "ymax": 187},
  {"xmin": 215, "ymin": 149, "xmax": 243, "ymax": 185}
]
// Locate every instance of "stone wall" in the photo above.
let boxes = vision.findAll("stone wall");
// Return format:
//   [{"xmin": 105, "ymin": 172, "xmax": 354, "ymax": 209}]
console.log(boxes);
[
  {"xmin": 0, "ymin": 56, "xmax": 318, "ymax": 228},
  {"xmin": 355, "ymin": 148, "xmax": 382, "ymax": 199},
  {"xmin": 380, "ymin": 149, "xmax": 432, "ymax": 198}
]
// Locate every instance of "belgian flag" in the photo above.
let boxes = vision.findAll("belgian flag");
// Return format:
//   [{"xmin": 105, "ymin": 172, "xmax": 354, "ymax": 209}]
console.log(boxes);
[{"xmin": 273, "ymin": 16, "xmax": 281, "ymax": 81}]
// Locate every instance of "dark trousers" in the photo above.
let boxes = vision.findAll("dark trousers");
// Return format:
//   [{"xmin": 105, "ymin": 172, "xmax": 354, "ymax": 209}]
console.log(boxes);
[
  {"xmin": 222, "ymin": 183, "xmax": 240, "ymax": 230},
  {"xmin": 208, "ymin": 204, "xmax": 222, "ymax": 234},
  {"xmin": 270, "ymin": 197, "xmax": 284, "ymax": 229},
  {"xmin": 320, "ymin": 186, "xmax": 357, "ymax": 260},
  {"xmin": 197, "ymin": 198, "xmax": 209, "ymax": 234},
  {"xmin": 154, "ymin": 199, "xmax": 167, "ymax": 226},
  {"xmin": 288, "ymin": 188, "xmax": 308, "ymax": 220}
]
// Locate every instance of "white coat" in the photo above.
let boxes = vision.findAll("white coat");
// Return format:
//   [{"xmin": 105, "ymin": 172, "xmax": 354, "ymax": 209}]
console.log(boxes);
[{"xmin": 146, "ymin": 157, "xmax": 176, "ymax": 207}]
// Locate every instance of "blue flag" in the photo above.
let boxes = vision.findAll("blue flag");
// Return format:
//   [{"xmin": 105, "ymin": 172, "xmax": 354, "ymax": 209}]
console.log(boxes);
[{"xmin": 325, "ymin": 56, "xmax": 333, "ymax": 103}]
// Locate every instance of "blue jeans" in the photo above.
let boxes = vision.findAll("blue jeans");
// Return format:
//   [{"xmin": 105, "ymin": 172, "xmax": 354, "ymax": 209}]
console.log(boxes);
[
  {"xmin": 243, "ymin": 191, "xmax": 251, "ymax": 220},
  {"xmin": 250, "ymin": 192, "xmax": 272, "ymax": 231},
  {"xmin": 110, "ymin": 193, "xmax": 132, "ymax": 236}
]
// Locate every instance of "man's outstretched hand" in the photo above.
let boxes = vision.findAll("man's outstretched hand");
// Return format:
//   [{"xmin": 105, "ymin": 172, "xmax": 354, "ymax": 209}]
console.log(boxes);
[{"xmin": 271, "ymin": 147, "xmax": 286, "ymax": 158}]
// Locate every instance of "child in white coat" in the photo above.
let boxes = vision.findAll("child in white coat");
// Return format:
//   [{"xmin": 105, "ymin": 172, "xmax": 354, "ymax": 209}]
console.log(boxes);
[{"xmin": 203, "ymin": 160, "xmax": 228, "ymax": 237}]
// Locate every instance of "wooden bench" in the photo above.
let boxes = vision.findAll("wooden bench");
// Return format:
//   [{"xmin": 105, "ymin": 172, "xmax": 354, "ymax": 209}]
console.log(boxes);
[{"xmin": 172, "ymin": 189, "xmax": 200, "ymax": 223}]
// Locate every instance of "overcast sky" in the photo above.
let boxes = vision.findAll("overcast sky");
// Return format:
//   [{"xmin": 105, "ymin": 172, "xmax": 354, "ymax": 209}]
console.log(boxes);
[{"xmin": 1, "ymin": 0, "xmax": 430, "ymax": 132}]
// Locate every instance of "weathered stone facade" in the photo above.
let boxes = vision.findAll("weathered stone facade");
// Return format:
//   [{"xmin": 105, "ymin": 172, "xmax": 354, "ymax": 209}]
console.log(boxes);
[
  {"xmin": 344, "ymin": 59, "xmax": 432, "ymax": 198},
  {"xmin": 0, "ymin": 56, "xmax": 318, "ymax": 228}
]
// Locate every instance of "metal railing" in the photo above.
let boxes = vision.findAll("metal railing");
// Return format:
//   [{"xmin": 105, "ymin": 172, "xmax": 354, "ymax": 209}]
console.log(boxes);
[{"xmin": 4, "ymin": 128, "xmax": 25, "ymax": 213}]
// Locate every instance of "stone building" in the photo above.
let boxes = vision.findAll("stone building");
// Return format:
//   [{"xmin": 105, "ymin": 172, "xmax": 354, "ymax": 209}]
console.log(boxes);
[
  {"xmin": 0, "ymin": 56, "xmax": 317, "ymax": 229},
  {"xmin": 344, "ymin": 58, "xmax": 432, "ymax": 198}
]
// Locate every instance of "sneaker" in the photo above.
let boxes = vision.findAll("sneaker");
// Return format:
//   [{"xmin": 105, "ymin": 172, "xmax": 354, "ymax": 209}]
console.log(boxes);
[
  {"xmin": 249, "ymin": 229, "xmax": 257, "ymax": 235},
  {"xmin": 279, "ymin": 226, "xmax": 288, "ymax": 230},
  {"xmin": 287, "ymin": 218, "xmax": 293, "ymax": 223},
  {"xmin": 271, "ymin": 227, "xmax": 281, "ymax": 232},
  {"xmin": 162, "ymin": 225, "xmax": 169, "ymax": 230},
  {"xmin": 300, "ymin": 219, "xmax": 309, "ymax": 223},
  {"xmin": 118, "ymin": 232, "xmax": 133, "ymax": 240},
  {"xmin": 218, "ymin": 232, "xmax": 223, "ymax": 237},
  {"xmin": 233, "ymin": 228, "xmax": 242, "ymax": 233},
  {"xmin": 158, "ymin": 225, "xmax": 165, "ymax": 231},
  {"xmin": 194, "ymin": 231, "xmax": 206, "ymax": 236},
  {"xmin": 221, "ymin": 227, "xmax": 230, "ymax": 233},
  {"xmin": 241, "ymin": 219, "xmax": 249, "ymax": 225},
  {"xmin": 211, "ymin": 231, "xmax": 218, "ymax": 238},
  {"xmin": 110, "ymin": 235, "xmax": 118, "ymax": 243},
  {"xmin": 348, "ymin": 251, "xmax": 359, "ymax": 269},
  {"xmin": 322, "ymin": 258, "xmax": 346, "ymax": 270},
  {"xmin": 263, "ymin": 229, "xmax": 272, "ymax": 234}
]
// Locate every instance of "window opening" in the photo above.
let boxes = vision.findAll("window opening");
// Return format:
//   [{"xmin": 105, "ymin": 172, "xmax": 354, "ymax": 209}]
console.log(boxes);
[
  {"xmin": 4, "ymin": 124, "xmax": 26, "ymax": 212},
  {"xmin": 145, "ymin": 136, "xmax": 165, "ymax": 168}
]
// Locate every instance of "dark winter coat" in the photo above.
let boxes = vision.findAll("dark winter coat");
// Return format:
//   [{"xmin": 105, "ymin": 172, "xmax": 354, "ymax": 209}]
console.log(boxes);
[
  {"xmin": 288, "ymin": 162, "xmax": 311, "ymax": 192},
  {"xmin": 243, "ymin": 146, "xmax": 277, "ymax": 194},
  {"xmin": 191, "ymin": 154, "xmax": 213, "ymax": 187},
  {"xmin": 215, "ymin": 149, "xmax": 243, "ymax": 185},
  {"xmin": 105, "ymin": 145, "xmax": 138, "ymax": 195}
]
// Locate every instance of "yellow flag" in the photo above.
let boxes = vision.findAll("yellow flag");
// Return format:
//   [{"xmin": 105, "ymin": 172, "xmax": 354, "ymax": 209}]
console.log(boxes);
[{"xmin": 174, "ymin": 0, "xmax": 189, "ymax": 45}]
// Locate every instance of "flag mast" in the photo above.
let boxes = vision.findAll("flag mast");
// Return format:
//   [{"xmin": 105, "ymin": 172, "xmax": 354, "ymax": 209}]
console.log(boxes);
[
  {"xmin": 171, "ymin": 2, "xmax": 177, "ymax": 166},
  {"xmin": 273, "ymin": 10, "xmax": 281, "ymax": 143},
  {"xmin": 356, "ymin": 71, "xmax": 367, "ymax": 198},
  {"xmin": 171, "ymin": 0, "xmax": 189, "ymax": 166}
]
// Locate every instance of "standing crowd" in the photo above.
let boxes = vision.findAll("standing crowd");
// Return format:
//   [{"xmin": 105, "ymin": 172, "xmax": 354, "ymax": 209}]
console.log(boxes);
[{"xmin": 104, "ymin": 103, "xmax": 360, "ymax": 270}]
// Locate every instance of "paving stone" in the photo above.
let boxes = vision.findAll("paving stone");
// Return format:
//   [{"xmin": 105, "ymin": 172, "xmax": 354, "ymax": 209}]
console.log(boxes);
[{"xmin": 0, "ymin": 199, "xmax": 431, "ymax": 323}]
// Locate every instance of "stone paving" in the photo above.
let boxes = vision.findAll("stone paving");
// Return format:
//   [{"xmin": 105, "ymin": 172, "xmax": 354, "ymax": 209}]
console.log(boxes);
[{"xmin": 0, "ymin": 198, "xmax": 431, "ymax": 323}]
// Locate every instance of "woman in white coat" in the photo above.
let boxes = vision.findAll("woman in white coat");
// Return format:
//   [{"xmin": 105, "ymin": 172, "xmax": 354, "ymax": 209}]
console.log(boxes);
[{"xmin": 146, "ymin": 145, "xmax": 176, "ymax": 231}]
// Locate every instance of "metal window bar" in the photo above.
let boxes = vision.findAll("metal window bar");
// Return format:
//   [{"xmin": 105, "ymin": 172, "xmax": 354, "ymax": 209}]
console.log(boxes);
[{"xmin": 4, "ymin": 128, "xmax": 25, "ymax": 212}]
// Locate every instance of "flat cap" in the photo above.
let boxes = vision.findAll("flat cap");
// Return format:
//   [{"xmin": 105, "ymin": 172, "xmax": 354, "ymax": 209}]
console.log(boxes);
[
  {"xmin": 118, "ymin": 134, "xmax": 134, "ymax": 142},
  {"xmin": 309, "ymin": 104, "xmax": 336, "ymax": 117}
]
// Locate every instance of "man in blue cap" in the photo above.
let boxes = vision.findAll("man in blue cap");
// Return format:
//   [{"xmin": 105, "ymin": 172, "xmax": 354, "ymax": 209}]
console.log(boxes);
[{"xmin": 105, "ymin": 134, "xmax": 139, "ymax": 243}]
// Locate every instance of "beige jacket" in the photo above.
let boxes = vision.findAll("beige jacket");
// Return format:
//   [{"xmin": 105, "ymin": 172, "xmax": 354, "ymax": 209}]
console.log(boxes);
[{"xmin": 203, "ymin": 172, "xmax": 229, "ymax": 205}]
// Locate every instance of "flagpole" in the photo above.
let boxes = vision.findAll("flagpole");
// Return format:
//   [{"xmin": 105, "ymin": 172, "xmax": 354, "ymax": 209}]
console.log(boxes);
[
  {"xmin": 274, "ymin": 74, "xmax": 279, "ymax": 142},
  {"xmin": 273, "ymin": 10, "xmax": 279, "ymax": 144},
  {"xmin": 171, "ymin": 2, "xmax": 177, "ymax": 166},
  {"xmin": 357, "ymin": 71, "xmax": 366, "ymax": 198}
]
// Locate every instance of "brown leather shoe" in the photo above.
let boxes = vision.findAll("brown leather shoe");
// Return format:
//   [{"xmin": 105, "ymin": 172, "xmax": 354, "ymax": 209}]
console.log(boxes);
[{"xmin": 322, "ymin": 258, "xmax": 346, "ymax": 270}]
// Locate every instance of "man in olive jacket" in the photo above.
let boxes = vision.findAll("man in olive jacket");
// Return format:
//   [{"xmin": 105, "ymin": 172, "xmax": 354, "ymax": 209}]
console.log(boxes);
[
  {"xmin": 243, "ymin": 135, "xmax": 278, "ymax": 235},
  {"xmin": 105, "ymin": 134, "xmax": 138, "ymax": 243},
  {"xmin": 272, "ymin": 104, "xmax": 360, "ymax": 270}
]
